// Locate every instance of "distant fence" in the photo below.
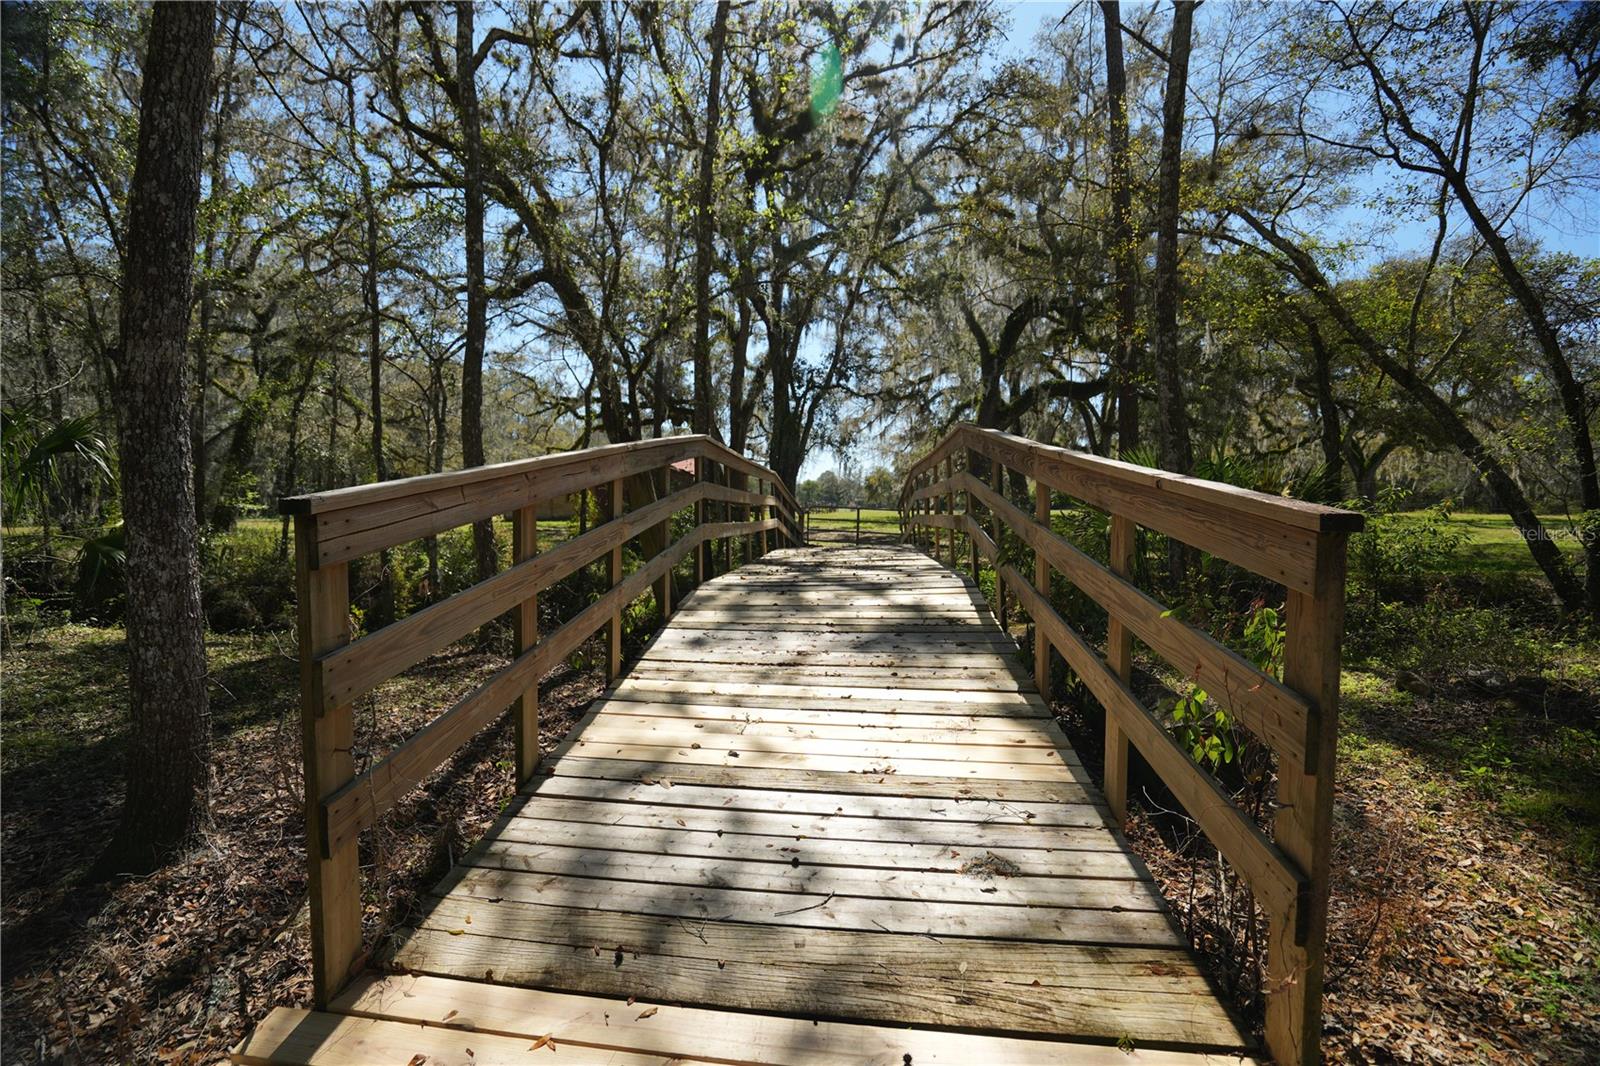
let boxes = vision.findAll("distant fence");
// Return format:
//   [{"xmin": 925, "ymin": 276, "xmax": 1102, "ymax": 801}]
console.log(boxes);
[{"xmin": 800, "ymin": 504, "xmax": 897, "ymax": 544}]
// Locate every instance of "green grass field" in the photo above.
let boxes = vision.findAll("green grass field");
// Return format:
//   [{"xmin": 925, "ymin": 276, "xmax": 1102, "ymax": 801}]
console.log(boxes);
[
  {"xmin": 1402, "ymin": 511, "xmax": 1588, "ymax": 578},
  {"xmin": 804, "ymin": 507, "xmax": 901, "ymax": 534}
]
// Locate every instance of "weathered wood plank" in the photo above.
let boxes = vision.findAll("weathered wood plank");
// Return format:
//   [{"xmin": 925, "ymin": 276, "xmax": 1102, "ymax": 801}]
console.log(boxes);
[
  {"xmin": 389, "ymin": 902, "xmax": 1249, "ymax": 1048},
  {"xmin": 332, "ymin": 975, "xmax": 1261, "ymax": 1066}
]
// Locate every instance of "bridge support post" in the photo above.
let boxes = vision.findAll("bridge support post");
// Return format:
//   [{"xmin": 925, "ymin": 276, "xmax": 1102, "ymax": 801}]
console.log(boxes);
[
  {"xmin": 967, "ymin": 449, "xmax": 980, "ymax": 579},
  {"xmin": 944, "ymin": 457, "xmax": 956, "ymax": 568},
  {"xmin": 1104, "ymin": 513, "xmax": 1135, "ymax": 824},
  {"xmin": 1033, "ymin": 483, "xmax": 1051, "ymax": 697},
  {"xmin": 695, "ymin": 457, "xmax": 707, "ymax": 585},
  {"xmin": 512, "ymin": 504, "xmax": 540, "ymax": 782},
  {"xmin": 760, "ymin": 478, "xmax": 770, "ymax": 556},
  {"xmin": 991, "ymin": 461, "xmax": 1006, "ymax": 629},
  {"xmin": 607, "ymin": 477, "xmax": 623, "ymax": 680},
  {"xmin": 721, "ymin": 466, "xmax": 733, "ymax": 573},
  {"xmin": 294, "ymin": 522, "xmax": 361, "ymax": 1008},
  {"xmin": 1266, "ymin": 533, "xmax": 1347, "ymax": 1066}
]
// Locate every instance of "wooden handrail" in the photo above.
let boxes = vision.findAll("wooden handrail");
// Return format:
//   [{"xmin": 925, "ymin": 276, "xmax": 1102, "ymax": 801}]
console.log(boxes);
[
  {"xmin": 899, "ymin": 424, "xmax": 1361, "ymax": 1066},
  {"xmin": 282, "ymin": 436, "xmax": 797, "ymax": 1009}
]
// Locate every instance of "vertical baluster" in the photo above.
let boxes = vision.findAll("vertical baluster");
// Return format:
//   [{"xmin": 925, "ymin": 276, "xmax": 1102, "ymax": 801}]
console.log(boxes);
[
  {"xmin": 991, "ymin": 460, "xmax": 1007, "ymax": 628},
  {"xmin": 512, "ymin": 504, "xmax": 540, "ymax": 782},
  {"xmin": 1033, "ymin": 483, "xmax": 1051, "ymax": 696},
  {"xmin": 721, "ymin": 464, "xmax": 732, "ymax": 573},
  {"xmin": 759, "ymin": 478, "xmax": 770, "ymax": 556},
  {"xmin": 934, "ymin": 454, "xmax": 947, "ymax": 569},
  {"xmin": 607, "ymin": 477, "xmax": 623, "ymax": 680},
  {"xmin": 694, "ymin": 456, "xmax": 707, "ymax": 585},
  {"xmin": 966, "ymin": 448, "xmax": 980, "ymax": 579},
  {"xmin": 1104, "ymin": 513, "xmax": 1135, "ymax": 823}
]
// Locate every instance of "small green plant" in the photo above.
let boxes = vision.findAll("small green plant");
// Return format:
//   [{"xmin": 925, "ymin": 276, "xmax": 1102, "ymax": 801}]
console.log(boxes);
[{"xmin": 1168, "ymin": 602, "xmax": 1285, "ymax": 772}]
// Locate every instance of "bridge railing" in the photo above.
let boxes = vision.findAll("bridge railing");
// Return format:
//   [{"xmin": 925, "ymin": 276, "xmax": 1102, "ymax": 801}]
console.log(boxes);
[
  {"xmin": 898, "ymin": 424, "xmax": 1362, "ymax": 1066},
  {"xmin": 281, "ymin": 436, "xmax": 799, "ymax": 1007}
]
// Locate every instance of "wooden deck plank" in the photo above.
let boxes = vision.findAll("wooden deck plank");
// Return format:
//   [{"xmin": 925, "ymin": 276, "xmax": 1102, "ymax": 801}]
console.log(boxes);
[
  {"xmin": 243, "ymin": 543, "xmax": 1254, "ymax": 1063},
  {"xmin": 328, "ymin": 975, "xmax": 1261, "ymax": 1065},
  {"xmin": 390, "ymin": 906, "xmax": 1248, "ymax": 1047}
]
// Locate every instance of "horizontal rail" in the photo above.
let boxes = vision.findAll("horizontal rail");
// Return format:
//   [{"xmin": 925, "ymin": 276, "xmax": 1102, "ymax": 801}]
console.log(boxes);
[
  {"xmin": 283, "ymin": 435, "xmax": 799, "ymax": 568},
  {"xmin": 959, "ymin": 515, "xmax": 1304, "ymax": 921},
  {"xmin": 291, "ymin": 435, "xmax": 796, "ymax": 1011},
  {"xmin": 898, "ymin": 423, "xmax": 1358, "ymax": 1066},
  {"xmin": 318, "ymin": 516, "xmax": 776, "ymax": 856},
  {"xmin": 959, "ymin": 473, "xmax": 1314, "ymax": 767},
  {"xmin": 905, "ymin": 427, "xmax": 1361, "ymax": 593}
]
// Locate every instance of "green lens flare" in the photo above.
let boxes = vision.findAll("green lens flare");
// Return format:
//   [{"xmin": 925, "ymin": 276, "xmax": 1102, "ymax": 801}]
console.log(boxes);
[{"xmin": 811, "ymin": 44, "xmax": 842, "ymax": 121}]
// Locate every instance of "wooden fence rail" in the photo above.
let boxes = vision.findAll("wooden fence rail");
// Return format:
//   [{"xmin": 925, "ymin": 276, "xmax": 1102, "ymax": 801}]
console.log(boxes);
[
  {"xmin": 898, "ymin": 424, "xmax": 1362, "ymax": 1066},
  {"xmin": 282, "ymin": 436, "xmax": 800, "ymax": 1008}
]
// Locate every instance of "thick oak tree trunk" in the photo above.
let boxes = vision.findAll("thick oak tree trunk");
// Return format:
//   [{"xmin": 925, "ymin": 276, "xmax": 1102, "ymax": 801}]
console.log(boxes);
[
  {"xmin": 691, "ymin": 2, "xmax": 731, "ymax": 438},
  {"xmin": 94, "ymin": 0, "xmax": 216, "ymax": 879}
]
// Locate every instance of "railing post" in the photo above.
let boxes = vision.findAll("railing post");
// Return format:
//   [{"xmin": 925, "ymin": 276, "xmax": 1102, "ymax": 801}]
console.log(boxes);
[
  {"xmin": 1104, "ymin": 514, "xmax": 1135, "ymax": 824},
  {"xmin": 944, "ymin": 457, "xmax": 956, "ymax": 567},
  {"xmin": 991, "ymin": 460, "xmax": 1007, "ymax": 628},
  {"xmin": 966, "ymin": 448, "xmax": 980, "ymax": 579},
  {"xmin": 759, "ymin": 478, "xmax": 770, "ymax": 556},
  {"xmin": 607, "ymin": 477, "xmax": 623, "ymax": 681},
  {"xmin": 1033, "ymin": 482, "xmax": 1051, "ymax": 697},
  {"xmin": 721, "ymin": 465, "xmax": 733, "ymax": 573},
  {"xmin": 1266, "ymin": 532, "xmax": 1348, "ymax": 1066},
  {"xmin": 512, "ymin": 504, "xmax": 540, "ymax": 783},
  {"xmin": 295, "ymin": 519, "xmax": 361, "ymax": 1008},
  {"xmin": 855, "ymin": 506, "xmax": 861, "ymax": 545},
  {"xmin": 694, "ymin": 457, "xmax": 707, "ymax": 585}
]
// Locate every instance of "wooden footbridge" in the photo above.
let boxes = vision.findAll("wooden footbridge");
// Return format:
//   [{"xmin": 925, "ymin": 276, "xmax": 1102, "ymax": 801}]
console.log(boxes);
[{"xmin": 237, "ymin": 429, "xmax": 1360, "ymax": 1065}]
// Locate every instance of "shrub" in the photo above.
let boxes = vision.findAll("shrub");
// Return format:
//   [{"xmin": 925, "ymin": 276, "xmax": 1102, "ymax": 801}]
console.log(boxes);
[{"xmin": 1346, "ymin": 488, "xmax": 1465, "ymax": 603}]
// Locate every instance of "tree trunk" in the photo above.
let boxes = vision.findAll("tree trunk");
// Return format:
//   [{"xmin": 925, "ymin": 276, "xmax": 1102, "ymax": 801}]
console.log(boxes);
[
  {"xmin": 1152, "ymin": 0, "xmax": 1196, "ymax": 480},
  {"xmin": 1304, "ymin": 316, "xmax": 1344, "ymax": 501},
  {"xmin": 1101, "ymin": 0, "xmax": 1139, "ymax": 456},
  {"xmin": 350, "ymin": 78, "xmax": 395, "ymax": 627},
  {"xmin": 456, "ymin": 2, "xmax": 496, "ymax": 586},
  {"xmin": 1237, "ymin": 206, "xmax": 1589, "ymax": 611},
  {"xmin": 94, "ymin": 0, "xmax": 216, "ymax": 879},
  {"xmin": 691, "ymin": 2, "xmax": 730, "ymax": 438},
  {"xmin": 1153, "ymin": 0, "xmax": 1198, "ymax": 588}
]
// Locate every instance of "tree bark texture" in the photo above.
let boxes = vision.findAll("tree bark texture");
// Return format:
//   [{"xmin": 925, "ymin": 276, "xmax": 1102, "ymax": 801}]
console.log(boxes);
[
  {"xmin": 456, "ymin": 2, "xmax": 497, "ymax": 585},
  {"xmin": 97, "ymin": 0, "xmax": 217, "ymax": 878},
  {"xmin": 1152, "ymin": 0, "xmax": 1196, "ymax": 478},
  {"xmin": 1101, "ymin": 1, "xmax": 1140, "ymax": 456},
  {"xmin": 691, "ymin": 2, "xmax": 730, "ymax": 438}
]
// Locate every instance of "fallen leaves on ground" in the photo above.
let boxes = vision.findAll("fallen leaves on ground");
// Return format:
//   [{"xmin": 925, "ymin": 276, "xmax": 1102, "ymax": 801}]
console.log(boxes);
[{"xmin": 1, "ymin": 623, "xmax": 607, "ymax": 1065}]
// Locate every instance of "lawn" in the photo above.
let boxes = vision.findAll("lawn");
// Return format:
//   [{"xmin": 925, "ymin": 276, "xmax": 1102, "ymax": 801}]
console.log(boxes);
[
  {"xmin": 803, "ymin": 506, "xmax": 901, "ymax": 535},
  {"xmin": 1406, "ymin": 510, "xmax": 1590, "ymax": 578}
]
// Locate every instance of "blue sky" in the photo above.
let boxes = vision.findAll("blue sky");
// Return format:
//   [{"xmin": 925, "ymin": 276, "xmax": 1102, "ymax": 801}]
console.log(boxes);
[{"xmin": 799, "ymin": 1, "xmax": 1599, "ymax": 483}]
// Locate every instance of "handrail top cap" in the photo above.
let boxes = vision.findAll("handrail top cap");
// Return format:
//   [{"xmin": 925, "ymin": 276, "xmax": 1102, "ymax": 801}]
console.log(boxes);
[
  {"xmin": 913, "ymin": 424, "xmax": 1366, "ymax": 534},
  {"xmin": 280, "ymin": 435, "xmax": 788, "ymax": 517}
]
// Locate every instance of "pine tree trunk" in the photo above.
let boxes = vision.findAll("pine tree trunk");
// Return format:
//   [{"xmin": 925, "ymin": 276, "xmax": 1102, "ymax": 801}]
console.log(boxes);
[{"xmin": 94, "ymin": 0, "xmax": 216, "ymax": 879}]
